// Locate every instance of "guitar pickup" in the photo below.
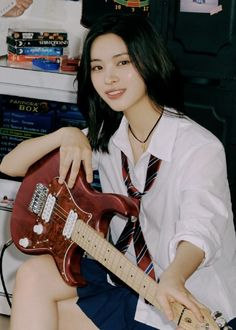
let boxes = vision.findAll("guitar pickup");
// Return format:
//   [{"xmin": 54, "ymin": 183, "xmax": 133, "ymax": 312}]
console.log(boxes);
[
  {"xmin": 41, "ymin": 193, "xmax": 56, "ymax": 223},
  {"xmin": 63, "ymin": 209, "xmax": 78, "ymax": 239},
  {"xmin": 28, "ymin": 183, "xmax": 49, "ymax": 215}
]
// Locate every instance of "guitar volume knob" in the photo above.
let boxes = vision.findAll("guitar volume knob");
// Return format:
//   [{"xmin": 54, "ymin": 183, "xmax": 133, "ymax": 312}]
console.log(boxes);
[
  {"xmin": 19, "ymin": 237, "xmax": 31, "ymax": 248},
  {"xmin": 33, "ymin": 224, "xmax": 44, "ymax": 235}
]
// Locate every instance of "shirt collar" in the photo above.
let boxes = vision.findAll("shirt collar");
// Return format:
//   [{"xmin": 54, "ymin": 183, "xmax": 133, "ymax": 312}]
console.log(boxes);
[{"xmin": 112, "ymin": 110, "xmax": 179, "ymax": 162}]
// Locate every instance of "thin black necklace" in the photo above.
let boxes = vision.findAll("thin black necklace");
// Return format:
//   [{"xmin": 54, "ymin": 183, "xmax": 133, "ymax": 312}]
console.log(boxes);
[{"xmin": 128, "ymin": 113, "xmax": 162, "ymax": 144}]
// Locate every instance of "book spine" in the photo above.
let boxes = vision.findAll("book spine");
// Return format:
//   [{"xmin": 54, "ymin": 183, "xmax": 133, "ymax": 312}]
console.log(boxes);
[
  {"xmin": 7, "ymin": 36, "xmax": 69, "ymax": 48},
  {"xmin": 7, "ymin": 52, "xmax": 63, "ymax": 63},
  {"xmin": 8, "ymin": 30, "xmax": 68, "ymax": 41},
  {"xmin": 8, "ymin": 45, "xmax": 64, "ymax": 56}
]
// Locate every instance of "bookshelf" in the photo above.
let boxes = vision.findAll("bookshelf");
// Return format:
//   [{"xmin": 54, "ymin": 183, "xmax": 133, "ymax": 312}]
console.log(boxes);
[{"xmin": 0, "ymin": 57, "xmax": 77, "ymax": 103}]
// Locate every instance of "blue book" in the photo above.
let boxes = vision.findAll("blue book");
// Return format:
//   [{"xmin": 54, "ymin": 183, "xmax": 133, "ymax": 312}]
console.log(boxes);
[{"xmin": 8, "ymin": 45, "xmax": 64, "ymax": 56}]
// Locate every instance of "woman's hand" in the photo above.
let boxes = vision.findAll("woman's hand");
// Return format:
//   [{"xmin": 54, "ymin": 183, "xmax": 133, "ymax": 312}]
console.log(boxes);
[
  {"xmin": 156, "ymin": 270, "xmax": 206, "ymax": 329},
  {"xmin": 3, "ymin": 0, "xmax": 33, "ymax": 17},
  {"xmin": 156, "ymin": 241, "xmax": 207, "ymax": 329},
  {"xmin": 58, "ymin": 127, "xmax": 93, "ymax": 188}
]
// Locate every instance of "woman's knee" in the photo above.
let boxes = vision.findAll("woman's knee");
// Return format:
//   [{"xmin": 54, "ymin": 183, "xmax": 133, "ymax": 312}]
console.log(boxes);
[
  {"xmin": 14, "ymin": 254, "xmax": 77, "ymax": 302},
  {"xmin": 15, "ymin": 254, "xmax": 56, "ymax": 289}
]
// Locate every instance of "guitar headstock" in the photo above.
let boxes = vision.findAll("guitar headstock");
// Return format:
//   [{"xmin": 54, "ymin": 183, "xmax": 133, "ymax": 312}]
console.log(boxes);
[{"xmin": 176, "ymin": 306, "xmax": 232, "ymax": 330}]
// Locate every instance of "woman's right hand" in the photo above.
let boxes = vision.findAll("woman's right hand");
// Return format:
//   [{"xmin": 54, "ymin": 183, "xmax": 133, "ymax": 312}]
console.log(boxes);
[{"xmin": 58, "ymin": 127, "xmax": 93, "ymax": 188}]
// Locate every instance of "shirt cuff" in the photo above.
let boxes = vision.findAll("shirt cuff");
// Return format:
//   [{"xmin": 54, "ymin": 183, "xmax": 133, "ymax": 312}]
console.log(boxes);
[{"xmin": 169, "ymin": 233, "xmax": 222, "ymax": 268}]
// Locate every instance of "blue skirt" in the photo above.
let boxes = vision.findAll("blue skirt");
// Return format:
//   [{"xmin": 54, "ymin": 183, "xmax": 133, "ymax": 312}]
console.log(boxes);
[{"xmin": 76, "ymin": 258, "xmax": 158, "ymax": 330}]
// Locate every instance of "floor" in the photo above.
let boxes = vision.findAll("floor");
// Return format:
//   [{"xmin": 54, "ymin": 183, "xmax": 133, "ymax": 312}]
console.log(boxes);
[{"xmin": 0, "ymin": 314, "xmax": 10, "ymax": 329}]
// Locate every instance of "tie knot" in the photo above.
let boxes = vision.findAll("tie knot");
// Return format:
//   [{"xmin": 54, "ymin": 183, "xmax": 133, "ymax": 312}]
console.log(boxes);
[{"xmin": 121, "ymin": 151, "xmax": 161, "ymax": 200}]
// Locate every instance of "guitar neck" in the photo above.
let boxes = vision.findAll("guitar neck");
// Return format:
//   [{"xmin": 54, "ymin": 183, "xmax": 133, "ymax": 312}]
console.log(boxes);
[{"xmin": 72, "ymin": 219, "xmax": 204, "ymax": 329}]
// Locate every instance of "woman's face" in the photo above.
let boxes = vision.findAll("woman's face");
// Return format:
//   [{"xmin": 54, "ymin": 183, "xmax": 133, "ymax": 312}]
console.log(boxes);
[{"xmin": 90, "ymin": 33, "xmax": 148, "ymax": 113}]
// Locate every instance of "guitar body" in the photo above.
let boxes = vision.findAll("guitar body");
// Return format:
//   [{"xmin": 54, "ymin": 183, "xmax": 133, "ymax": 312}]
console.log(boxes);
[{"xmin": 10, "ymin": 149, "xmax": 139, "ymax": 286}]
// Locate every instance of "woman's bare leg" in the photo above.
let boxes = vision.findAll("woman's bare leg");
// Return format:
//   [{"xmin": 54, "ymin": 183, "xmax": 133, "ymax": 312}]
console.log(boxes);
[
  {"xmin": 10, "ymin": 254, "xmax": 97, "ymax": 330},
  {"xmin": 58, "ymin": 298, "xmax": 98, "ymax": 330}
]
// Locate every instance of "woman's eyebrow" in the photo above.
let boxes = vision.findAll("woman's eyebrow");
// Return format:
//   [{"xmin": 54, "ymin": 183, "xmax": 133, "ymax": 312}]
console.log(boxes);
[
  {"xmin": 90, "ymin": 52, "xmax": 129, "ymax": 62},
  {"xmin": 113, "ymin": 52, "xmax": 129, "ymax": 58}
]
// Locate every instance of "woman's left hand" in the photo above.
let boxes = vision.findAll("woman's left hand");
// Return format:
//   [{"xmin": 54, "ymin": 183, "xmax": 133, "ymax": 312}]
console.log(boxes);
[{"xmin": 156, "ymin": 270, "xmax": 206, "ymax": 329}]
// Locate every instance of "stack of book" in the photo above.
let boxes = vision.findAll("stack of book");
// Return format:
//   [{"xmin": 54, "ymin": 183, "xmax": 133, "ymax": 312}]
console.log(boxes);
[{"xmin": 6, "ymin": 28, "xmax": 69, "ymax": 65}]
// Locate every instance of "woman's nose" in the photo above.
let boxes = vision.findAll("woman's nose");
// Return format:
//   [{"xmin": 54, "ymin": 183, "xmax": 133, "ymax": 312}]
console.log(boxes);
[{"xmin": 104, "ymin": 69, "xmax": 119, "ymax": 84}]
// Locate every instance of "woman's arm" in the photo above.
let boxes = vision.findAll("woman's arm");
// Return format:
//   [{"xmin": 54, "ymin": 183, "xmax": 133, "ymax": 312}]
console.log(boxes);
[
  {"xmin": 0, "ymin": 127, "xmax": 93, "ymax": 187},
  {"xmin": 157, "ymin": 241, "xmax": 206, "ymax": 326}
]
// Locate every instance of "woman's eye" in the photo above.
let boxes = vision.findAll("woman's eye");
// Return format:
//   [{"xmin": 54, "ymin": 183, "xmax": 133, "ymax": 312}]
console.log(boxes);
[
  {"xmin": 118, "ymin": 60, "xmax": 130, "ymax": 66},
  {"xmin": 91, "ymin": 65, "xmax": 102, "ymax": 72}
]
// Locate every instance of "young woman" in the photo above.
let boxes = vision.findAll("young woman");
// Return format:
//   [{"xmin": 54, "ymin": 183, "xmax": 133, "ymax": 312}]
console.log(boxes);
[{"xmin": 1, "ymin": 13, "xmax": 236, "ymax": 330}]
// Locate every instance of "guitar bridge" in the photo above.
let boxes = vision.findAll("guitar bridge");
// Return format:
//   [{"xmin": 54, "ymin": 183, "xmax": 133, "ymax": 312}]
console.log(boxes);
[{"xmin": 28, "ymin": 183, "xmax": 49, "ymax": 215}]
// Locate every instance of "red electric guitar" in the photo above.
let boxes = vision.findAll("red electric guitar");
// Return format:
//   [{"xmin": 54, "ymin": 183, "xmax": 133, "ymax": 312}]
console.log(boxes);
[{"xmin": 10, "ymin": 150, "xmax": 230, "ymax": 330}]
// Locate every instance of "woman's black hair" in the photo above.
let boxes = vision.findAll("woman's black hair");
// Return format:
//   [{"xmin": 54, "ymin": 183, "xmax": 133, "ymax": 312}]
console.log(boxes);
[{"xmin": 77, "ymin": 13, "xmax": 184, "ymax": 152}]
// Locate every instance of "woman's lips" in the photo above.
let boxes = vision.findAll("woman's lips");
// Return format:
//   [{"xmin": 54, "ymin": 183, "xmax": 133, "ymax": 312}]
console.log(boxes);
[{"xmin": 105, "ymin": 89, "xmax": 125, "ymax": 99}]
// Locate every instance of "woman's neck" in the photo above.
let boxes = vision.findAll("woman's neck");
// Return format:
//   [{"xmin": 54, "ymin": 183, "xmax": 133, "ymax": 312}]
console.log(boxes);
[{"xmin": 126, "ymin": 108, "xmax": 163, "ymax": 163}]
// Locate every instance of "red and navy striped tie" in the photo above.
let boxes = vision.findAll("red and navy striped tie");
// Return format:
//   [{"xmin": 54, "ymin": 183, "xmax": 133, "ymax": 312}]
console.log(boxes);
[{"xmin": 115, "ymin": 151, "xmax": 161, "ymax": 280}]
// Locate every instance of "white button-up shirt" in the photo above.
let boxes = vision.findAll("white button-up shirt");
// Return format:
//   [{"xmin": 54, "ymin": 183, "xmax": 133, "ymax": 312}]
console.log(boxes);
[{"xmin": 91, "ymin": 112, "xmax": 236, "ymax": 329}]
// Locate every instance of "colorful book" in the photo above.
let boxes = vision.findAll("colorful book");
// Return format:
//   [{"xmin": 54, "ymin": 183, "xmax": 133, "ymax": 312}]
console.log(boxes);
[
  {"xmin": 7, "ymin": 52, "xmax": 63, "ymax": 63},
  {"xmin": 7, "ymin": 36, "xmax": 69, "ymax": 48},
  {"xmin": 8, "ymin": 28, "xmax": 68, "ymax": 41},
  {"xmin": 8, "ymin": 45, "xmax": 64, "ymax": 56}
]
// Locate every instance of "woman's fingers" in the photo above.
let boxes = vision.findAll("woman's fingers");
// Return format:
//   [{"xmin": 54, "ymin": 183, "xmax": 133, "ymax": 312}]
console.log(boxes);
[
  {"xmin": 58, "ymin": 147, "xmax": 79, "ymax": 186},
  {"xmin": 82, "ymin": 149, "xmax": 93, "ymax": 183},
  {"xmin": 57, "ymin": 127, "xmax": 93, "ymax": 188},
  {"xmin": 176, "ymin": 293, "xmax": 205, "ymax": 324},
  {"xmin": 157, "ymin": 288, "xmax": 206, "ymax": 328},
  {"xmin": 58, "ymin": 146, "xmax": 93, "ymax": 188},
  {"xmin": 67, "ymin": 153, "xmax": 87, "ymax": 189}
]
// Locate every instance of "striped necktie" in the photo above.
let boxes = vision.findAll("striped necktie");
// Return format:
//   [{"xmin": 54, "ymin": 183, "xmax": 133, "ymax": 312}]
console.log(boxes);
[{"xmin": 115, "ymin": 151, "xmax": 161, "ymax": 280}]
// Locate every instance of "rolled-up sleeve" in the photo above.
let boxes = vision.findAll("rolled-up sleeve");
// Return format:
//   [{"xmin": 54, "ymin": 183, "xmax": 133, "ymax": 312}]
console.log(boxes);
[{"xmin": 169, "ymin": 141, "xmax": 230, "ymax": 267}]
